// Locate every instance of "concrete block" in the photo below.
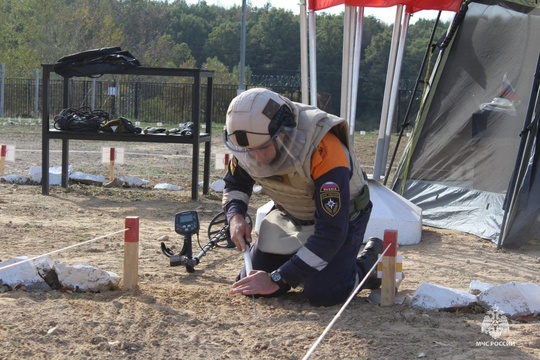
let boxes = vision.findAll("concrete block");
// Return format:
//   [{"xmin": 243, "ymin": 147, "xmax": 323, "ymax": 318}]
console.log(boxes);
[
  {"xmin": 411, "ymin": 282, "xmax": 477, "ymax": 311},
  {"xmin": 55, "ymin": 262, "xmax": 120, "ymax": 292},
  {"xmin": 70, "ymin": 171, "xmax": 104, "ymax": 185},
  {"xmin": 0, "ymin": 256, "xmax": 51, "ymax": 291},
  {"xmin": 470, "ymin": 280, "xmax": 494, "ymax": 295},
  {"xmin": 154, "ymin": 183, "xmax": 183, "ymax": 191},
  {"xmin": 118, "ymin": 175, "xmax": 149, "ymax": 187},
  {"xmin": 0, "ymin": 174, "xmax": 28, "ymax": 184},
  {"xmin": 477, "ymin": 281, "xmax": 540, "ymax": 316},
  {"xmin": 28, "ymin": 165, "xmax": 72, "ymax": 185}
]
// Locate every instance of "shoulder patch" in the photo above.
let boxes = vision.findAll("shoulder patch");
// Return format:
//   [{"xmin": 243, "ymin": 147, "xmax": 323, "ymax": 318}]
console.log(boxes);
[{"xmin": 320, "ymin": 181, "xmax": 341, "ymax": 217}]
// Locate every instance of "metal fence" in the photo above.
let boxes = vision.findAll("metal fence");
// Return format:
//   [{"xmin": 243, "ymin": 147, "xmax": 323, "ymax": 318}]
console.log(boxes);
[
  {"xmin": 0, "ymin": 68, "xmax": 303, "ymax": 125},
  {"xmin": 45, "ymin": 78, "xmax": 224, "ymax": 125},
  {"xmin": 5, "ymin": 76, "xmax": 238, "ymax": 125}
]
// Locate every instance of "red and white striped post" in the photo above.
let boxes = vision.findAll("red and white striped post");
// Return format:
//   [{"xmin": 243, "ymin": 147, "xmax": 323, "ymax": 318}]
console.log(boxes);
[
  {"xmin": 124, "ymin": 216, "xmax": 139, "ymax": 291},
  {"xmin": 215, "ymin": 153, "xmax": 231, "ymax": 170},
  {"xmin": 381, "ymin": 229, "xmax": 398, "ymax": 307},
  {"xmin": 109, "ymin": 147, "xmax": 116, "ymax": 181},
  {"xmin": 0, "ymin": 145, "xmax": 6, "ymax": 176}
]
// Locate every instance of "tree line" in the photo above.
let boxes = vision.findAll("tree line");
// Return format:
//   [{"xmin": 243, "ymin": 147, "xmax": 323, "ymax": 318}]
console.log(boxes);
[{"xmin": 0, "ymin": 0, "xmax": 450, "ymax": 130}]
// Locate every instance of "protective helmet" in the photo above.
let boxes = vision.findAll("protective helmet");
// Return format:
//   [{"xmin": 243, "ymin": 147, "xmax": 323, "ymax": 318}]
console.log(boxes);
[
  {"xmin": 223, "ymin": 88, "xmax": 306, "ymax": 177},
  {"xmin": 224, "ymin": 88, "xmax": 296, "ymax": 150}
]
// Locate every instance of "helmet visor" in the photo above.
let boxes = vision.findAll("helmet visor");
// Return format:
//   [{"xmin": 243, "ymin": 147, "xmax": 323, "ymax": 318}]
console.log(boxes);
[
  {"xmin": 225, "ymin": 125, "xmax": 306, "ymax": 178},
  {"xmin": 223, "ymin": 127, "xmax": 278, "ymax": 153}
]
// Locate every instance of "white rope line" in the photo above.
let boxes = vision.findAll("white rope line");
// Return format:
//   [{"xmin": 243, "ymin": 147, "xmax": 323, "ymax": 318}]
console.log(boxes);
[
  {"xmin": 302, "ymin": 242, "xmax": 393, "ymax": 360},
  {"xmin": 0, "ymin": 228, "xmax": 128, "ymax": 272},
  {"xmin": 14, "ymin": 149, "xmax": 195, "ymax": 159},
  {"xmin": 10, "ymin": 149, "xmax": 394, "ymax": 169}
]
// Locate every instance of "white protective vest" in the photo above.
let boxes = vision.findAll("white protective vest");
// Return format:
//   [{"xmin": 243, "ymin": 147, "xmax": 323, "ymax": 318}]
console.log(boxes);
[{"xmin": 253, "ymin": 102, "xmax": 368, "ymax": 221}]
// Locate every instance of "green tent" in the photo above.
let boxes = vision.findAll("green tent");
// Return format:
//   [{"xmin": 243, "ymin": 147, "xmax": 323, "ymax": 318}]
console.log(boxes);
[{"xmin": 392, "ymin": 0, "xmax": 540, "ymax": 248}]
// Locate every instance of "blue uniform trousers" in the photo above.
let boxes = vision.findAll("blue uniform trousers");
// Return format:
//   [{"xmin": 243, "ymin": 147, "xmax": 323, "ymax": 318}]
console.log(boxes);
[{"xmin": 238, "ymin": 204, "xmax": 372, "ymax": 306}]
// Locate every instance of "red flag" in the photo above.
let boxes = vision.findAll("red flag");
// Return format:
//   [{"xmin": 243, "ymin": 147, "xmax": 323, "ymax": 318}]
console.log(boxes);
[
  {"xmin": 308, "ymin": 0, "xmax": 461, "ymax": 13},
  {"xmin": 308, "ymin": 0, "xmax": 344, "ymax": 11},
  {"xmin": 404, "ymin": 0, "xmax": 462, "ymax": 13},
  {"xmin": 498, "ymin": 74, "xmax": 518, "ymax": 102}
]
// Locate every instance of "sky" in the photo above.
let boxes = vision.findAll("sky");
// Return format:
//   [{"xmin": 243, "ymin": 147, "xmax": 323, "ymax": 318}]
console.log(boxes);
[{"xmin": 184, "ymin": 0, "xmax": 455, "ymax": 24}]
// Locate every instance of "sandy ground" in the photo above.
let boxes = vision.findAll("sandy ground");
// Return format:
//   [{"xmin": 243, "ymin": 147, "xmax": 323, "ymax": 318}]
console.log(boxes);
[{"xmin": 0, "ymin": 123, "xmax": 539, "ymax": 360}]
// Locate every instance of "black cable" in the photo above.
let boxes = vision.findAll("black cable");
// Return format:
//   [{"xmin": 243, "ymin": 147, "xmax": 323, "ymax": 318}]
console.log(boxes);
[{"xmin": 53, "ymin": 106, "xmax": 110, "ymax": 132}]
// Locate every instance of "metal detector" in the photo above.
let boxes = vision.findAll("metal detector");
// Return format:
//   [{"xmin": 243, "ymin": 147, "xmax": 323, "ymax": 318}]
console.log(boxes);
[{"xmin": 161, "ymin": 210, "xmax": 252, "ymax": 273}]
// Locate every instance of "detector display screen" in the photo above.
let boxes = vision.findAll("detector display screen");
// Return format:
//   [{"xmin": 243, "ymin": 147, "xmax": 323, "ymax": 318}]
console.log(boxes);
[{"xmin": 175, "ymin": 211, "xmax": 199, "ymax": 235}]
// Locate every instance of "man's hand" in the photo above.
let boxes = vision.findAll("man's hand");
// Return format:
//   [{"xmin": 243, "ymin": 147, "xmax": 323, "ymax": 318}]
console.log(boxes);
[
  {"xmin": 230, "ymin": 270, "xmax": 280, "ymax": 296},
  {"xmin": 229, "ymin": 214, "xmax": 252, "ymax": 252}
]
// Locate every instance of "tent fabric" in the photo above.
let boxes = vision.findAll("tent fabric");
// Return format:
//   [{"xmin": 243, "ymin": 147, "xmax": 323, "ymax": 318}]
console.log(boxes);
[
  {"xmin": 308, "ymin": 0, "xmax": 462, "ymax": 13},
  {"xmin": 499, "ymin": 64, "xmax": 540, "ymax": 247},
  {"xmin": 392, "ymin": 0, "xmax": 540, "ymax": 247},
  {"xmin": 503, "ymin": 133, "xmax": 540, "ymax": 245},
  {"xmin": 508, "ymin": 131, "xmax": 540, "ymax": 240}
]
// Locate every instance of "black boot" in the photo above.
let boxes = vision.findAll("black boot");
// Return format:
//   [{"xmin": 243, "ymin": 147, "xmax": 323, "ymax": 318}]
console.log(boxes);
[{"xmin": 357, "ymin": 237, "xmax": 383, "ymax": 290}]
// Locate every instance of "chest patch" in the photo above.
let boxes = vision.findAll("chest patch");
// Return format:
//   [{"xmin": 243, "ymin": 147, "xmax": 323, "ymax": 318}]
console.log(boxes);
[{"xmin": 320, "ymin": 181, "xmax": 341, "ymax": 217}]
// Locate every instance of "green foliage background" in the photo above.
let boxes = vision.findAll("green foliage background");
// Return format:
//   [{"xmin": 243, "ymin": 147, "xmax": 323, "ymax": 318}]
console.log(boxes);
[{"xmin": 0, "ymin": 0, "xmax": 449, "ymax": 130}]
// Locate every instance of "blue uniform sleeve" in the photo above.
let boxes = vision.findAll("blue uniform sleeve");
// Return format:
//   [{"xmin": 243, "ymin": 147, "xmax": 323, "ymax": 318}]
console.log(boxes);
[
  {"xmin": 278, "ymin": 165, "xmax": 351, "ymax": 288},
  {"xmin": 222, "ymin": 156, "xmax": 256, "ymax": 222}
]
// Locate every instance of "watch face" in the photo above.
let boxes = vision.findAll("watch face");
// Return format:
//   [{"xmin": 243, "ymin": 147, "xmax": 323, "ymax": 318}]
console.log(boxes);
[{"xmin": 271, "ymin": 271, "xmax": 282, "ymax": 282}]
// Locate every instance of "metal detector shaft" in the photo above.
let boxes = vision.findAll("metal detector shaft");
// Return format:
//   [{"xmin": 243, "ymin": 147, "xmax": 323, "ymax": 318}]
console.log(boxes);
[
  {"xmin": 171, "ymin": 225, "xmax": 231, "ymax": 271},
  {"xmin": 192, "ymin": 225, "xmax": 230, "ymax": 262}
]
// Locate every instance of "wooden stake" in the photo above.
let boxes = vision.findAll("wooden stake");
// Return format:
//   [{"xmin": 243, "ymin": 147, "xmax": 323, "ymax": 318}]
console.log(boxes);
[
  {"xmin": 124, "ymin": 216, "xmax": 139, "ymax": 291},
  {"xmin": 0, "ymin": 145, "xmax": 6, "ymax": 176},
  {"xmin": 109, "ymin": 147, "xmax": 115, "ymax": 181},
  {"xmin": 381, "ymin": 230, "xmax": 398, "ymax": 307}
]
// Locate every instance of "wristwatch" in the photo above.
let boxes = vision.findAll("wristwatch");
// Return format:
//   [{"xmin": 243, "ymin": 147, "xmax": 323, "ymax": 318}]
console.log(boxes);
[{"xmin": 270, "ymin": 270, "xmax": 286, "ymax": 287}]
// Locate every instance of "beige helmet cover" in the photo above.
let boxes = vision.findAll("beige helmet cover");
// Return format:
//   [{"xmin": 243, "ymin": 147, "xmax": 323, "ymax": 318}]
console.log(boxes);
[{"xmin": 225, "ymin": 88, "xmax": 289, "ymax": 149}]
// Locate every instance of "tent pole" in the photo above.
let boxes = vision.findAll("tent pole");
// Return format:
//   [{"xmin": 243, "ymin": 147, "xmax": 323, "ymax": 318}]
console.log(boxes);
[
  {"xmin": 238, "ymin": 0, "xmax": 247, "ymax": 94},
  {"xmin": 300, "ymin": 2, "xmax": 309, "ymax": 104},
  {"xmin": 349, "ymin": 7, "xmax": 364, "ymax": 143},
  {"xmin": 380, "ymin": 10, "xmax": 410, "ymax": 181},
  {"xmin": 383, "ymin": 11, "xmax": 442, "ymax": 186},
  {"xmin": 340, "ymin": 7, "xmax": 354, "ymax": 119},
  {"xmin": 373, "ymin": 5, "xmax": 404, "ymax": 180},
  {"xmin": 309, "ymin": 10, "xmax": 318, "ymax": 106},
  {"xmin": 385, "ymin": 2, "xmax": 469, "ymax": 187}
]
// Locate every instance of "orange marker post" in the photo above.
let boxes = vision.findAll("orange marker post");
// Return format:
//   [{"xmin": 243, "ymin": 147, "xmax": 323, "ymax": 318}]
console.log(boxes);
[
  {"xmin": 124, "ymin": 216, "xmax": 140, "ymax": 291},
  {"xmin": 109, "ymin": 147, "xmax": 115, "ymax": 181},
  {"xmin": 381, "ymin": 230, "xmax": 398, "ymax": 307},
  {"xmin": 0, "ymin": 145, "xmax": 6, "ymax": 176}
]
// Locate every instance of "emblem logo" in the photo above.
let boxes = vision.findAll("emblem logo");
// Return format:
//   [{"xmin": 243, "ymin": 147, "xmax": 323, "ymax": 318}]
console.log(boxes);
[
  {"xmin": 481, "ymin": 307, "xmax": 510, "ymax": 339},
  {"xmin": 320, "ymin": 181, "xmax": 341, "ymax": 217}
]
